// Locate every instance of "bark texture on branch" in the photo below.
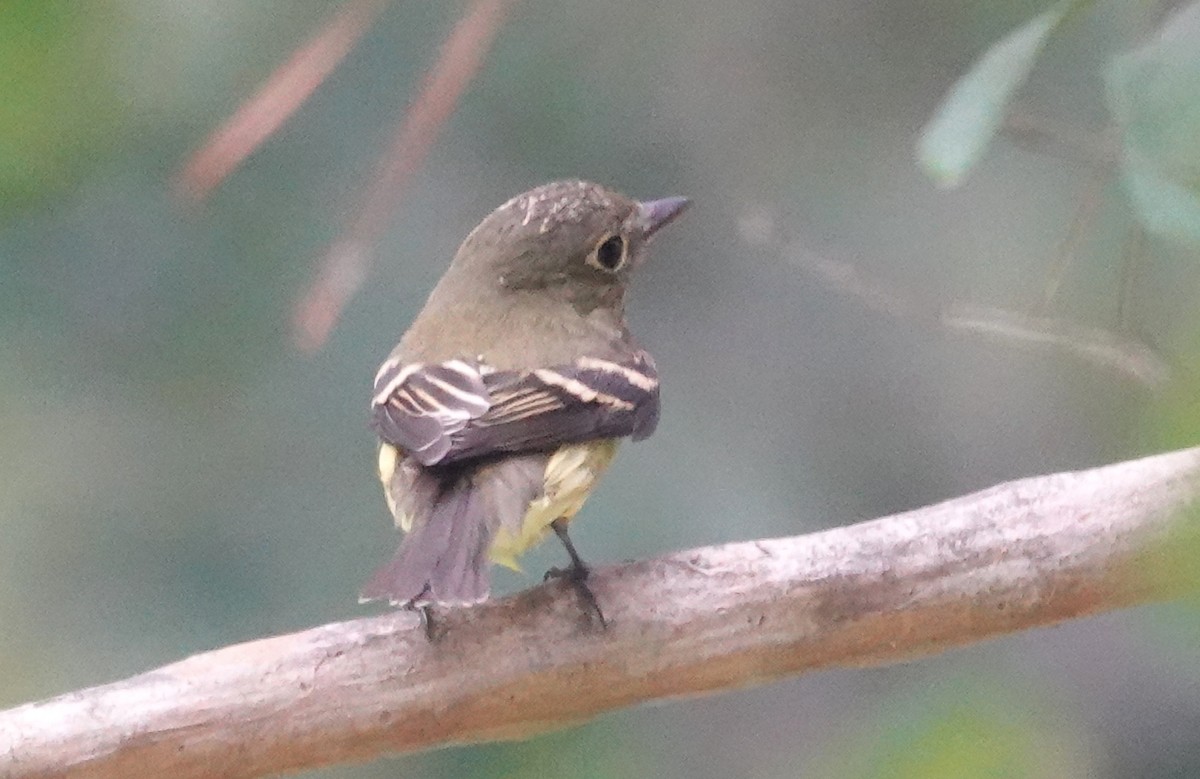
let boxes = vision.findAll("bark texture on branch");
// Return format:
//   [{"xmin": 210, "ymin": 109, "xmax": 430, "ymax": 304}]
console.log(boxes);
[{"xmin": 2, "ymin": 448, "xmax": 1198, "ymax": 779}]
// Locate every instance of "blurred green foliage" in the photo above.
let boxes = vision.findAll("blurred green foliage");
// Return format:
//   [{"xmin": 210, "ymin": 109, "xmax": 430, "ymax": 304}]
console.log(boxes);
[
  {"xmin": 922, "ymin": 0, "xmax": 1200, "ymax": 247},
  {"xmin": 1107, "ymin": 3, "xmax": 1200, "ymax": 245},
  {"xmin": 918, "ymin": 0, "xmax": 1078, "ymax": 188},
  {"xmin": 1140, "ymin": 334, "xmax": 1200, "ymax": 663},
  {"xmin": 821, "ymin": 676, "xmax": 1091, "ymax": 779},
  {"xmin": 0, "ymin": 0, "xmax": 123, "ymax": 207}
]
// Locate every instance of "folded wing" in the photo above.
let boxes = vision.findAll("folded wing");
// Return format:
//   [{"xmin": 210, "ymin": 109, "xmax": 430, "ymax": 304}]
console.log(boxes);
[{"xmin": 371, "ymin": 352, "xmax": 659, "ymax": 467}]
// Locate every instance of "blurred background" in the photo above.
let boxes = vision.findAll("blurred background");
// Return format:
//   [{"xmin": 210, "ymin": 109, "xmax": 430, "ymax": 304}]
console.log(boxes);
[{"xmin": 3, "ymin": 0, "xmax": 1200, "ymax": 776}]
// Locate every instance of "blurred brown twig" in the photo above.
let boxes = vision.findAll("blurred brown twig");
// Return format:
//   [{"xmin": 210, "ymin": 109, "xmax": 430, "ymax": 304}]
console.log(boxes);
[
  {"xmin": 1001, "ymin": 110, "xmax": 1119, "ymax": 168},
  {"xmin": 2, "ymin": 447, "xmax": 1197, "ymax": 778},
  {"xmin": 1037, "ymin": 164, "xmax": 1113, "ymax": 314},
  {"xmin": 173, "ymin": 0, "xmax": 391, "ymax": 204},
  {"xmin": 291, "ymin": 0, "xmax": 519, "ymax": 353},
  {"xmin": 172, "ymin": 0, "xmax": 518, "ymax": 353}
]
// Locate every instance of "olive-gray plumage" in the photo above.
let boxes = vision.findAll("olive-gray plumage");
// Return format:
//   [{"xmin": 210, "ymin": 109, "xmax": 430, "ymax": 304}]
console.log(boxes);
[{"xmin": 362, "ymin": 180, "xmax": 688, "ymax": 608}]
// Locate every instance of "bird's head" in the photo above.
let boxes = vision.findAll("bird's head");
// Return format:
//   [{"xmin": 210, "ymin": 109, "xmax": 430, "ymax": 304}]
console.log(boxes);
[{"xmin": 446, "ymin": 180, "xmax": 689, "ymax": 313}]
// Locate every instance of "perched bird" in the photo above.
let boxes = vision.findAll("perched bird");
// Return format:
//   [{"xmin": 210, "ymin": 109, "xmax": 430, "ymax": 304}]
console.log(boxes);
[{"xmin": 361, "ymin": 180, "xmax": 688, "ymax": 621}]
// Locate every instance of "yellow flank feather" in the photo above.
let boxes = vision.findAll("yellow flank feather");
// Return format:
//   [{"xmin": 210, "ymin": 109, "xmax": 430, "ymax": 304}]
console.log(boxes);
[
  {"xmin": 377, "ymin": 444, "xmax": 408, "ymax": 529},
  {"xmin": 488, "ymin": 439, "xmax": 619, "ymax": 572}
]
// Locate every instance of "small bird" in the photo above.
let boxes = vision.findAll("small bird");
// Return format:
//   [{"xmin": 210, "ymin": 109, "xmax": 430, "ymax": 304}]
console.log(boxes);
[{"xmin": 361, "ymin": 180, "xmax": 688, "ymax": 622}]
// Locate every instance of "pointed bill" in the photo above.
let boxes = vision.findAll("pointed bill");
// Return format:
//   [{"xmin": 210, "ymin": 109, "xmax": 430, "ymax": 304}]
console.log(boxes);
[{"xmin": 637, "ymin": 196, "xmax": 690, "ymax": 238}]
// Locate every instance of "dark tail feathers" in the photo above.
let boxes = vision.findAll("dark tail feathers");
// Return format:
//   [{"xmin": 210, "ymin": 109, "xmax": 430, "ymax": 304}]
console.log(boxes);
[{"xmin": 360, "ymin": 478, "xmax": 492, "ymax": 607}]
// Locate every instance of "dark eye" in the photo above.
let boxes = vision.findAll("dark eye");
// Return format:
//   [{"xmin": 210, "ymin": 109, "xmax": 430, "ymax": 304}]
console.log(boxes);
[{"xmin": 591, "ymin": 235, "xmax": 627, "ymax": 271}]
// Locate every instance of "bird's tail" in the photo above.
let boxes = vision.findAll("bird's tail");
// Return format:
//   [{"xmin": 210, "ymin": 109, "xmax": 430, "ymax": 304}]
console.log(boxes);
[{"xmin": 360, "ymin": 475, "xmax": 492, "ymax": 607}]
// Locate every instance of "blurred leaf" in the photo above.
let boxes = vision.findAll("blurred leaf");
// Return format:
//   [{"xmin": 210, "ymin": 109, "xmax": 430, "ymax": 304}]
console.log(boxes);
[
  {"xmin": 1132, "ymin": 497, "xmax": 1200, "ymax": 668},
  {"xmin": 821, "ymin": 676, "xmax": 1091, "ymax": 779},
  {"xmin": 0, "ymin": 1, "xmax": 123, "ymax": 209},
  {"xmin": 1138, "ymin": 334, "xmax": 1200, "ymax": 645},
  {"xmin": 886, "ymin": 713, "xmax": 1037, "ymax": 778},
  {"xmin": 917, "ymin": 0, "xmax": 1077, "ymax": 188},
  {"xmin": 449, "ymin": 722, "xmax": 647, "ymax": 779},
  {"xmin": 1143, "ymin": 336, "xmax": 1200, "ymax": 454},
  {"xmin": 1106, "ymin": 2, "xmax": 1200, "ymax": 246},
  {"xmin": 1119, "ymin": 153, "xmax": 1200, "ymax": 245}
]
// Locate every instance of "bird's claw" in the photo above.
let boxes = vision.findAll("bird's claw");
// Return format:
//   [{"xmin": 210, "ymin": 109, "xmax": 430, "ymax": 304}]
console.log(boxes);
[{"xmin": 544, "ymin": 563, "xmax": 606, "ymax": 628}]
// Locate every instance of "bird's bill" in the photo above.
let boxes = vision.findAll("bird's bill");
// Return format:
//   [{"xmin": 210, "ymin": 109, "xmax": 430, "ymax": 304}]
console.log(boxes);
[{"xmin": 637, "ymin": 196, "xmax": 690, "ymax": 238}]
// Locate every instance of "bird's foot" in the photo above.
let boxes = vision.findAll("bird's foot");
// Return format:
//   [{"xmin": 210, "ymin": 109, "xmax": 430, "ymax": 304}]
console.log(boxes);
[
  {"xmin": 544, "ymin": 562, "xmax": 607, "ymax": 628},
  {"xmin": 416, "ymin": 604, "xmax": 442, "ymax": 642}
]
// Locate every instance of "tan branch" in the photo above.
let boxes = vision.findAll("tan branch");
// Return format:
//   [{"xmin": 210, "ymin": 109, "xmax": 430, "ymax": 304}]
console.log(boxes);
[{"xmin": 3, "ymin": 448, "xmax": 1199, "ymax": 779}]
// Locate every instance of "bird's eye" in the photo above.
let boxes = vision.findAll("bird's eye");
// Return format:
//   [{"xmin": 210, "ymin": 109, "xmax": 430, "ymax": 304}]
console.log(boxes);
[{"xmin": 590, "ymin": 234, "xmax": 627, "ymax": 272}]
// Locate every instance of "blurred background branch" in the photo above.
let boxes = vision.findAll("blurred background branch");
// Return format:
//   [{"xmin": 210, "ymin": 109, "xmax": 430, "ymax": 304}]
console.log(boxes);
[
  {"xmin": 737, "ymin": 211, "xmax": 1171, "ymax": 389},
  {"xmin": 290, "ymin": 0, "xmax": 518, "ymax": 353},
  {"xmin": 2, "ymin": 446, "xmax": 1197, "ymax": 779},
  {"xmin": 173, "ymin": 0, "xmax": 518, "ymax": 353},
  {"xmin": 172, "ymin": 0, "xmax": 391, "ymax": 205}
]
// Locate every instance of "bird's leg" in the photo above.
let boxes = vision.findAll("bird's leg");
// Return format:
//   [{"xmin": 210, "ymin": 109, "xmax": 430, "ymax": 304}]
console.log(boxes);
[{"xmin": 544, "ymin": 518, "xmax": 607, "ymax": 628}]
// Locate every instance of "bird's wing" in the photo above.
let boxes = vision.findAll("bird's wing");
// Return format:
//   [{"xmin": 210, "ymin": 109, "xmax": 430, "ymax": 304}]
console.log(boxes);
[
  {"xmin": 371, "ymin": 352, "xmax": 659, "ymax": 467},
  {"xmin": 371, "ymin": 359, "xmax": 493, "ymax": 466}
]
